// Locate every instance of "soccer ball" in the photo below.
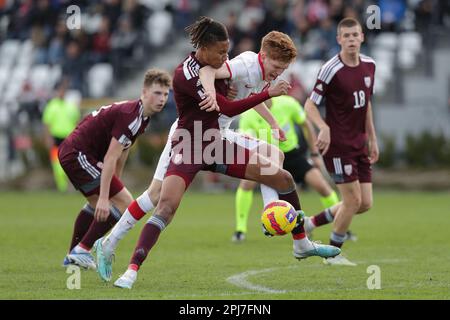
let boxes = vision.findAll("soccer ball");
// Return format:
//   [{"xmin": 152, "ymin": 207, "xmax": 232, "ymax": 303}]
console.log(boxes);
[{"xmin": 261, "ymin": 200, "xmax": 298, "ymax": 237}]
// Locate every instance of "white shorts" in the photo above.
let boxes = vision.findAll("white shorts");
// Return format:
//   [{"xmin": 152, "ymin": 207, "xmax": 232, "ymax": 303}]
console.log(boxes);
[
  {"xmin": 153, "ymin": 119, "xmax": 178, "ymax": 181},
  {"xmin": 222, "ymin": 129, "xmax": 262, "ymax": 151},
  {"xmin": 152, "ymin": 124, "xmax": 264, "ymax": 181}
]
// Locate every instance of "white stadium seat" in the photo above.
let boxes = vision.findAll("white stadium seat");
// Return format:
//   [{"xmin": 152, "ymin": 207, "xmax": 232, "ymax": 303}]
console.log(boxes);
[{"xmin": 88, "ymin": 63, "xmax": 113, "ymax": 98}]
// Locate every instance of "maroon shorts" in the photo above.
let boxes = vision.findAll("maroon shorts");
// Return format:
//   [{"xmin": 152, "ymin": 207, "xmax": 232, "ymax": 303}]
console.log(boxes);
[
  {"xmin": 165, "ymin": 139, "xmax": 251, "ymax": 189},
  {"xmin": 323, "ymin": 154, "xmax": 372, "ymax": 184},
  {"xmin": 58, "ymin": 142, "xmax": 124, "ymax": 197}
]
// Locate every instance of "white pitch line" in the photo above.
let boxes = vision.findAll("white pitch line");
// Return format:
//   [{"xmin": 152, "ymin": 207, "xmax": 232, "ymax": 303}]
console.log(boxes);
[
  {"xmin": 226, "ymin": 259, "xmax": 412, "ymax": 294},
  {"xmin": 226, "ymin": 267, "xmax": 296, "ymax": 294}
]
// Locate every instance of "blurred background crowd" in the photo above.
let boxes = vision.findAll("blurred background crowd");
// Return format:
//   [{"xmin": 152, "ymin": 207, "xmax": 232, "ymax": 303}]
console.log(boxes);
[{"xmin": 0, "ymin": 0, "xmax": 449, "ymax": 190}]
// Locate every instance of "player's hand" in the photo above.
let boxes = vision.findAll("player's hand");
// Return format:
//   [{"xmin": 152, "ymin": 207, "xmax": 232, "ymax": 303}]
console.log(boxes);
[
  {"xmin": 369, "ymin": 139, "xmax": 379, "ymax": 164},
  {"xmin": 268, "ymin": 80, "xmax": 291, "ymax": 97},
  {"xmin": 94, "ymin": 198, "xmax": 110, "ymax": 222},
  {"xmin": 199, "ymin": 92, "xmax": 220, "ymax": 112},
  {"xmin": 316, "ymin": 125, "xmax": 330, "ymax": 156},
  {"xmin": 227, "ymin": 84, "xmax": 238, "ymax": 100},
  {"xmin": 271, "ymin": 125, "xmax": 287, "ymax": 142}
]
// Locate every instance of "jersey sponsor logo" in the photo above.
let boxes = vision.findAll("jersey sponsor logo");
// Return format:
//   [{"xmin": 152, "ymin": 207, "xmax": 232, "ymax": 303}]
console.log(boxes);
[
  {"xmin": 316, "ymin": 83, "xmax": 323, "ymax": 92},
  {"xmin": 118, "ymin": 134, "xmax": 132, "ymax": 148},
  {"xmin": 344, "ymin": 164, "xmax": 353, "ymax": 176},
  {"xmin": 364, "ymin": 76, "xmax": 371, "ymax": 88},
  {"xmin": 197, "ymin": 89, "xmax": 206, "ymax": 100}
]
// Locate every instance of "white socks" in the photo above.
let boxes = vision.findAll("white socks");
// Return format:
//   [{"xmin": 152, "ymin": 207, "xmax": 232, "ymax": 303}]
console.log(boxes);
[
  {"xmin": 294, "ymin": 237, "xmax": 315, "ymax": 252},
  {"xmin": 260, "ymin": 184, "xmax": 279, "ymax": 207},
  {"xmin": 103, "ymin": 191, "xmax": 155, "ymax": 253}
]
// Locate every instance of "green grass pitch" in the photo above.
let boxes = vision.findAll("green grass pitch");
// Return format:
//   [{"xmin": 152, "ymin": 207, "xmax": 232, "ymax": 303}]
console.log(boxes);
[{"xmin": 0, "ymin": 190, "xmax": 449, "ymax": 299}]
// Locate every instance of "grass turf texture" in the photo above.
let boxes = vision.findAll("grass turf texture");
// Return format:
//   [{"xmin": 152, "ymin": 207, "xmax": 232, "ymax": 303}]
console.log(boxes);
[{"xmin": 0, "ymin": 190, "xmax": 449, "ymax": 299}]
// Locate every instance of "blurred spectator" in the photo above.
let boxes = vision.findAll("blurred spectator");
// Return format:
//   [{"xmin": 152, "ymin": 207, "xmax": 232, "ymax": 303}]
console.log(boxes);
[
  {"xmin": 103, "ymin": 0, "xmax": 122, "ymax": 31},
  {"xmin": 62, "ymin": 41, "xmax": 88, "ymax": 94},
  {"xmin": 379, "ymin": 0, "xmax": 407, "ymax": 31},
  {"xmin": 31, "ymin": 25, "xmax": 48, "ymax": 64},
  {"xmin": 47, "ymin": 19, "xmax": 68, "ymax": 65},
  {"xmin": 123, "ymin": 0, "xmax": 150, "ymax": 31},
  {"xmin": 110, "ymin": 15, "xmax": 139, "ymax": 78},
  {"xmin": 173, "ymin": 0, "xmax": 200, "ymax": 31},
  {"xmin": 90, "ymin": 16, "xmax": 111, "ymax": 64}
]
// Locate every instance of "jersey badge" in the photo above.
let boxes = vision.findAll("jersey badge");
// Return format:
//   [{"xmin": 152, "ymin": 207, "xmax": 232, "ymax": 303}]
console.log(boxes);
[
  {"xmin": 344, "ymin": 164, "xmax": 353, "ymax": 176},
  {"xmin": 364, "ymin": 76, "xmax": 371, "ymax": 88}
]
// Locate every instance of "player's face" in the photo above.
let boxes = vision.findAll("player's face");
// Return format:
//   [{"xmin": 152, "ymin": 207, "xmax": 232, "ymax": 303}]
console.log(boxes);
[
  {"xmin": 142, "ymin": 83, "xmax": 170, "ymax": 115},
  {"xmin": 204, "ymin": 40, "xmax": 230, "ymax": 69},
  {"xmin": 261, "ymin": 53, "xmax": 290, "ymax": 81},
  {"xmin": 337, "ymin": 25, "xmax": 364, "ymax": 54}
]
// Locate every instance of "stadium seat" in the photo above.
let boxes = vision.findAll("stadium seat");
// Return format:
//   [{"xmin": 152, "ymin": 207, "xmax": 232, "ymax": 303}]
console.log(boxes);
[
  {"xmin": 399, "ymin": 32, "xmax": 422, "ymax": 54},
  {"xmin": 398, "ymin": 49, "xmax": 416, "ymax": 69},
  {"xmin": 373, "ymin": 33, "xmax": 398, "ymax": 51},
  {"xmin": 147, "ymin": 10, "xmax": 173, "ymax": 47},
  {"xmin": 65, "ymin": 90, "xmax": 82, "ymax": 107},
  {"xmin": 87, "ymin": 63, "xmax": 113, "ymax": 98},
  {"xmin": 0, "ymin": 40, "xmax": 21, "ymax": 67},
  {"xmin": 30, "ymin": 64, "xmax": 51, "ymax": 90}
]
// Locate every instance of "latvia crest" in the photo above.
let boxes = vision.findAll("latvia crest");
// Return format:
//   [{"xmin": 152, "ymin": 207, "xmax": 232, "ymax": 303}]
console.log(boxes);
[
  {"xmin": 344, "ymin": 164, "xmax": 353, "ymax": 176},
  {"xmin": 364, "ymin": 76, "xmax": 371, "ymax": 88}
]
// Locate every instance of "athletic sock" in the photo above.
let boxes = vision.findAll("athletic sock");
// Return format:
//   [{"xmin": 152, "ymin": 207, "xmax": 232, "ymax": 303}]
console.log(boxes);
[
  {"xmin": 103, "ymin": 192, "xmax": 155, "ymax": 253},
  {"xmin": 235, "ymin": 187, "xmax": 253, "ymax": 233},
  {"xmin": 260, "ymin": 184, "xmax": 279, "ymax": 207},
  {"xmin": 79, "ymin": 206, "xmax": 121, "ymax": 250},
  {"xmin": 129, "ymin": 215, "xmax": 167, "ymax": 270},
  {"xmin": 69, "ymin": 204, "xmax": 94, "ymax": 252},
  {"xmin": 311, "ymin": 208, "xmax": 334, "ymax": 227},
  {"xmin": 330, "ymin": 231, "xmax": 346, "ymax": 248},
  {"xmin": 320, "ymin": 191, "xmax": 340, "ymax": 209}
]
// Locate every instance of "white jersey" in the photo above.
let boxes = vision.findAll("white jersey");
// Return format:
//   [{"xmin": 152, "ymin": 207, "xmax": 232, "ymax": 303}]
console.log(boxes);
[{"xmin": 218, "ymin": 51, "xmax": 287, "ymax": 130}]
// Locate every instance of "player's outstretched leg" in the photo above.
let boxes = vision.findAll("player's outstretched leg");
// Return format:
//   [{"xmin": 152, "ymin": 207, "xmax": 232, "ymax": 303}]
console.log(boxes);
[
  {"xmin": 291, "ymin": 210, "xmax": 341, "ymax": 260},
  {"xmin": 244, "ymin": 152, "xmax": 341, "ymax": 260}
]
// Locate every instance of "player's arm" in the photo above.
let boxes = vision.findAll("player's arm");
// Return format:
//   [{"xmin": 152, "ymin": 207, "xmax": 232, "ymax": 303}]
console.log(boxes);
[
  {"xmin": 95, "ymin": 137, "xmax": 125, "ymax": 222},
  {"xmin": 304, "ymin": 98, "xmax": 330, "ymax": 155},
  {"xmin": 301, "ymin": 119, "xmax": 322, "ymax": 168},
  {"xmin": 253, "ymin": 102, "xmax": 286, "ymax": 141},
  {"xmin": 115, "ymin": 148, "xmax": 130, "ymax": 179},
  {"xmin": 366, "ymin": 100, "xmax": 379, "ymax": 164},
  {"xmin": 198, "ymin": 64, "xmax": 231, "ymax": 112},
  {"xmin": 217, "ymin": 81, "xmax": 291, "ymax": 117}
]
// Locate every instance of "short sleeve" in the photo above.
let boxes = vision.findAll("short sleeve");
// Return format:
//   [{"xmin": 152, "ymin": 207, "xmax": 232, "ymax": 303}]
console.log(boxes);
[
  {"xmin": 309, "ymin": 68, "xmax": 328, "ymax": 105},
  {"xmin": 174, "ymin": 69, "xmax": 206, "ymax": 104},
  {"xmin": 111, "ymin": 105, "xmax": 141, "ymax": 147},
  {"xmin": 227, "ymin": 56, "xmax": 248, "ymax": 81}
]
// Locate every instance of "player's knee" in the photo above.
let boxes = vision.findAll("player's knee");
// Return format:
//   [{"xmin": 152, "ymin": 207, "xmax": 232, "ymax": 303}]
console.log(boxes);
[
  {"xmin": 148, "ymin": 184, "xmax": 161, "ymax": 206},
  {"xmin": 344, "ymin": 194, "xmax": 362, "ymax": 212},
  {"xmin": 275, "ymin": 169, "xmax": 295, "ymax": 191},
  {"xmin": 358, "ymin": 200, "xmax": 372, "ymax": 213},
  {"xmin": 155, "ymin": 199, "xmax": 177, "ymax": 223}
]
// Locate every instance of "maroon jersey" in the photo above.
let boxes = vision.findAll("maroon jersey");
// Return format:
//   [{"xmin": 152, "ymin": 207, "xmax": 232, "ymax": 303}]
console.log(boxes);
[
  {"xmin": 65, "ymin": 99, "xmax": 149, "ymax": 160},
  {"xmin": 310, "ymin": 54, "xmax": 376, "ymax": 157},
  {"xmin": 172, "ymin": 52, "xmax": 228, "ymax": 135}
]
